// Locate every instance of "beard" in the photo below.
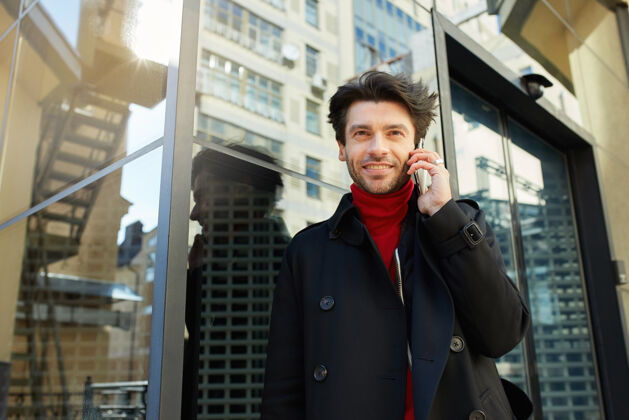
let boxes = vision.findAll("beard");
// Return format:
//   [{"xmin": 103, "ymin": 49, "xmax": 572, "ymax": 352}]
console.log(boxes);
[{"xmin": 345, "ymin": 157, "xmax": 411, "ymax": 195}]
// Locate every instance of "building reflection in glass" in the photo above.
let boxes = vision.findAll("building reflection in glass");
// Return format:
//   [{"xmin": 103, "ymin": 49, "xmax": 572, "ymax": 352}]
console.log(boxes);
[
  {"xmin": 509, "ymin": 119, "xmax": 601, "ymax": 420},
  {"xmin": 184, "ymin": 144, "xmax": 290, "ymax": 419},
  {"xmin": 4, "ymin": 149, "xmax": 161, "ymax": 418},
  {"xmin": 450, "ymin": 81, "xmax": 527, "ymax": 391}
]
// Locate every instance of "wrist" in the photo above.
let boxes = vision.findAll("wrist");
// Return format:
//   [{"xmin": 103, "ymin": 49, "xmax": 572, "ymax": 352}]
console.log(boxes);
[{"xmin": 426, "ymin": 200, "xmax": 448, "ymax": 216}]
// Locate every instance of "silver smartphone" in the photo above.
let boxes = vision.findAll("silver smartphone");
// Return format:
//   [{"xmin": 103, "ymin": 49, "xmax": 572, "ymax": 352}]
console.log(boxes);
[{"xmin": 412, "ymin": 139, "xmax": 428, "ymax": 196}]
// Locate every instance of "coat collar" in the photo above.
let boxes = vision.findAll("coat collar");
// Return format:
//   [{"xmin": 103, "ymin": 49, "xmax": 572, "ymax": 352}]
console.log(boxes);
[
  {"xmin": 326, "ymin": 193, "xmax": 364, "ymax": 245},
  {"xmin": 327, "ymin": 189, "xmax": 424, "ymax": 246}
]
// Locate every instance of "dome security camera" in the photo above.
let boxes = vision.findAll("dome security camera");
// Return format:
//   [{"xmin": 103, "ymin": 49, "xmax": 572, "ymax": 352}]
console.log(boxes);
[{"xmin": 520, "ymin": 73, "xmax": 553, "ymax": 100}]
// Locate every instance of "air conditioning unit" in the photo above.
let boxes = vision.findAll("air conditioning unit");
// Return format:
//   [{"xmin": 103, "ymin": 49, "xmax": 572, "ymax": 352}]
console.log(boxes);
[
  {"xmin": 281, "ymin": 44, "xmax": 300, "ymax": 64},
  {"xmin": 311, "ymin": 74, "xmax": 327, "ymax": 92}
]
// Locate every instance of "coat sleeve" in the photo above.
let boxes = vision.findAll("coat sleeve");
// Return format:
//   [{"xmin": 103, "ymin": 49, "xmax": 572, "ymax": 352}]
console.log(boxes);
[
  {"xmin": 261, "ymin": 246, "xmax": 305, "ymax": 419},
  {"xmin": 422, "ymin": 199, "xmax": 530, "ymax": 358}
]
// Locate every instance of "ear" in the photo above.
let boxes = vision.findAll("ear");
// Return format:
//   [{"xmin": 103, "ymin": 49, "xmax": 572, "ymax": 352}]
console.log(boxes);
[{"xmin": 337, "ymin": 140, "xmax": 346, "ymax": 162}]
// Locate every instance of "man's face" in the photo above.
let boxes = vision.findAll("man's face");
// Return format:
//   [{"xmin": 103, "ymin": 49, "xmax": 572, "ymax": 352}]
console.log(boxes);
[
  {"xmin": 338, "ymin": 101, "xmax": 416, "ymax": 194},
  {"xmin": 190, "ymin": 170, "xmax": 211, "ymax": 235}
]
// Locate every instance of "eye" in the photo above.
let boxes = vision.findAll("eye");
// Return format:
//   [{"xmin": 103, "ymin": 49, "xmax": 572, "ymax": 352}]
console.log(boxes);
[
  {"xmin": 353, "ymin": 129, "xmax": 369, "ymax": 137},
  {"xmin": 389, "ymin": 130, "xmax": 404, "ymax": 137}
]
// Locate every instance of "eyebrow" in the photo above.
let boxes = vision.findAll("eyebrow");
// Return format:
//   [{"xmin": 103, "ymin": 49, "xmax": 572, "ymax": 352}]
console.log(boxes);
[
  {"xmin": 348, "ymin": 124, "xmax": 371, "ymax": 133},
  {"xmin": 384, "ymin": 124, "xmax": 410, "ymax": 133},
  {"xmin": 348, "ymin": 123, "xmax": 410, "ymax": 133}
]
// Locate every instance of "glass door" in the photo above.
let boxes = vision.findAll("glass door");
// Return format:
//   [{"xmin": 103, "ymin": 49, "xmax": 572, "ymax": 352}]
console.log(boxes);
[{"xmin": 450, "ymin": 80, "xmax": 603, "ymax": 420}]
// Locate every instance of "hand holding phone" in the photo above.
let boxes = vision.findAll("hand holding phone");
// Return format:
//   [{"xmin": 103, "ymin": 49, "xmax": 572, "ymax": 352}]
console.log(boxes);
[
  {"xmin": 407, "ymin": 141, "xmax": 452, "ymax": 216},
  {"xmin": 412, "ymin": 139, "xmax": 428, "ymax": 196}
]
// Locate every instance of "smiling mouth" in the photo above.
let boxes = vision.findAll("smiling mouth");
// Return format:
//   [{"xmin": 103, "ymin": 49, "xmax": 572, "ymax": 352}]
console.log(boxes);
[{"xmin": 363, "ymin": 164, "xmax": 392, "ymax": 170}]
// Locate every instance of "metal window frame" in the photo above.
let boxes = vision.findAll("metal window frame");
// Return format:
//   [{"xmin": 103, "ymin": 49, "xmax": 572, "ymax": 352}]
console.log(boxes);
[
  {"xmin": 146, "ymin": 0, "xmax": 199, "ymax": 418},
  {"xmin": 432, "ymin": 9, "xmax": 629, "ymax": 419}
]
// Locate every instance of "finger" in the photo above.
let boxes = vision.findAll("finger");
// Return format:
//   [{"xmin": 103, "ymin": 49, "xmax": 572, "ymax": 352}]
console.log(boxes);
[
  {"xmin": 407, "ymin": 151, "xmax": 441, "ymax": 165},
  {"xmin": 407, "ymin": 159, "xmax": 447, "ymax": 174}
]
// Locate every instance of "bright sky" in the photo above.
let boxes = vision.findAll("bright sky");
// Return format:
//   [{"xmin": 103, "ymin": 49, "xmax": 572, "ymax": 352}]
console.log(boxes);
[
  {"xmin": 37, "ymin": 0, "xmax": 171, "ymax": 245},
  {"xmin": 40, "ymin": 0, "xmax": 80, "ymax": 48},
  {"xmin": 117, "ymin": 101, "xmax": 166, "ymax": 245}
]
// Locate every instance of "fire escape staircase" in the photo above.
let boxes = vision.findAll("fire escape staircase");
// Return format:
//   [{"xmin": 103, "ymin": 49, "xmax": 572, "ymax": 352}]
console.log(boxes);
[{"xmin": 10, "ymin": 83, "xmax": 130, "ymax": 419}]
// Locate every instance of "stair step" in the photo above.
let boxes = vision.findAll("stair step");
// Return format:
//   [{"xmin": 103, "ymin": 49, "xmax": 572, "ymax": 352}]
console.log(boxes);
[
  {"xmin": 10, "ymin": 377, "xmax": 29, "ymax": 387},
  {"xmin": 59, "ymin": 195, "xmax": 92, "ymax": 208},
  {"xmin": 40, "ymin": 212, "xmax": 86, "ymax": 226},
  {"xmin": 48, "ymin": 170, "xmax": 79, "ymax": 183},
  {"xmin": 79, "ymin": 93, "xmax": 130, "ymax": 115},
  {"xmin": 34, "ymin": 190, "xmax": 93, "ymax": 207},
  {"xmin": 11, "ymin": 352, "xmax": 31, "ymax": 361},
  {"xmin": 13, "ymin": 327, "xmax": 34, "ymax": 336},
  {"xmin": 56, "ymin": 151, "xmax": 107, "ymax": 168},
  {"xmin": 65, "ymin": 134, "xmax": 114, "ymax": 151},
  {"xmin": 73, "ymin": 113, "xmax": 121, "ymax": 132}
]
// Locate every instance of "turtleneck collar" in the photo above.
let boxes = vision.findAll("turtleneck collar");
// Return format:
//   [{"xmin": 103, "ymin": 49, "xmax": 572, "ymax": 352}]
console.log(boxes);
[{"xmin": 350, "ymin": 179, "xmax": 414, "ymax": 236}]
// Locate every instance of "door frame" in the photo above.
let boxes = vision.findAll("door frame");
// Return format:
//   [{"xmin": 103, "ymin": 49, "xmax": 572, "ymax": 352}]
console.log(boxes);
[{"xmin": 432, "ymin": 9, "xmax": 629, "ymax": 420}]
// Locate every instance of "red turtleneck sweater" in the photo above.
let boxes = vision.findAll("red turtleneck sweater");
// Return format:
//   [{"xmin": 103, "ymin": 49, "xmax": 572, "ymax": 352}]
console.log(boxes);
[{"xmin": 351, "ymin": 179, "xmax": 415, "ymax": 420}]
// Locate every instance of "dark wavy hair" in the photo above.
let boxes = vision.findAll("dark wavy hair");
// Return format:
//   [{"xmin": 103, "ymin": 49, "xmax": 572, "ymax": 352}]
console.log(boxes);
[
  {"xmin": 328, "ymin": 71, "xmax": 438, "ymax": 146},
  {"xmin": 191, "ymin": 144, "xmax": 283, "ymax": 193}
]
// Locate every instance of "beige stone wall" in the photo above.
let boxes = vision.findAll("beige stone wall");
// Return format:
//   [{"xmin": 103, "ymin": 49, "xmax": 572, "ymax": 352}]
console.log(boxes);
[
  {"xmin": 0, "ymin": 220, "xmax": 26, "ymax": 362},
  {"xmin": 566, "ymin": 1, "xmax": 629, "ymax": 339}
]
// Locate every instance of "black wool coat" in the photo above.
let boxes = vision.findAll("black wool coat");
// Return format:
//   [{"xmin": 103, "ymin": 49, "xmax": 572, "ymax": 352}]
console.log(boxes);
[{"xmin": 262, "ymin": 193, "xmax": 532, "ymax": 420}]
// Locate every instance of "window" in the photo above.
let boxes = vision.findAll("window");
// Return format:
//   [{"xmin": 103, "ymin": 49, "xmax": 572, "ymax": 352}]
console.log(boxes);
[
  {"xmin": 306, "ymin": 0, "xmax": 318, "ymax": 27},
  {"xmin": 198, "ymin": 51, "xmax": 284, "ymax": 123},
  {"xmin": 306, "ymin": 100, "xmax": 320, "ymax": 135},
  {"xmin": 353, "ymin": 1, "xmax": 423, "ymax": 73},
  {"xmin": 196, "ymin": 114, "xmax": 284, "ymax": 158},
  {"xmin": 306, "ymin": 45, "xmax": 319, "ymax": 77},
  {"xmin": 306, "ymin": 156, "xmax": 321, "ymax": 198},
  {"xmin": 203, "ymin": 0, "xmax": 283, "ymax": 62}
]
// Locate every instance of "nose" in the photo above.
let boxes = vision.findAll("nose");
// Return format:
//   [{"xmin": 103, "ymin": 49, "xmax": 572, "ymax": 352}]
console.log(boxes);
[
  {"xmin": 190, "ymin": 203, "xmax": 200, "ymax": 222},
  {"xmin": 367, "ymin": 132, "xmax": 388, "ymax": 157}
]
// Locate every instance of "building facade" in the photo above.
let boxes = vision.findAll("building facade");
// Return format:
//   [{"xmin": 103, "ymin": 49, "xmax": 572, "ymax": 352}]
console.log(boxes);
[{"xmin": 0, "ymin": 0, "xmax": 627, "ymax": 419}]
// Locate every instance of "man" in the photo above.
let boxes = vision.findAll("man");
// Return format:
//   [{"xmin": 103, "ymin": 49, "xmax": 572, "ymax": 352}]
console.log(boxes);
[{"xmin": 261, "ymin": 71, "xmax": 532, "ymax": 420}]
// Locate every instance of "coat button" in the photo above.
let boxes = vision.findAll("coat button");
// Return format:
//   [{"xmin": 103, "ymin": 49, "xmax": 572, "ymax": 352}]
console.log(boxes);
[
  {"xmin": 450, "ymin": 336, "xmax": 465, "ymax": 352},
  {"xmin": 313, "ymin": 364, "xmax": 328, "ymax": 382},
  {"xmin": 468, "ymin": 409, "xmax": 486, "ymax": 420},
  {"xmin": 319, "ymin": 296, "xmax": 335, "ymax": 311}
]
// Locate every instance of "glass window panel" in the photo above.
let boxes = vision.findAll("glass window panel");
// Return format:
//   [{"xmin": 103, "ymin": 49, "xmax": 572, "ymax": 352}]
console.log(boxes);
[
  {"xmin": 1, "ymin": 147, "xmax": 162, "ymax": 418},
  {"xmin": 0, "ymin": 0, "xmax": 175, "ymax": 224},
  {"xmin": 183, "ymin": 143, "xmax": 342, "ymax": 417},
  {"xmin": 353, "ymin": 3, "xmax": 424, "ymax": 74},
  {"xmin": 197, "ymin": 51, "xmax": 284, "ymax": 124},
  {"xmin": 508, "ymin": 118, "xmax": 603, "ymax": 419},
  {"xmin": 306, "ymin": 0, "xmax": 318, "ymax": 27},
  {"xmin": 203, "ymin": 0, "xmax": 283, "ymax": 63},
  {"xmin": 306, "ymin": 100, "xmax": 320, "ymax": 135},
  {"xmin": 306, "ymin": 45, "xmax": 318, "ymax": 77},
  {"xmin": 450, "ymin": 81, "xmax": 527, "ymax": 391},
  {"xmin": 305, "ymin": 156, "xmax": 321, "ymax": 199}
]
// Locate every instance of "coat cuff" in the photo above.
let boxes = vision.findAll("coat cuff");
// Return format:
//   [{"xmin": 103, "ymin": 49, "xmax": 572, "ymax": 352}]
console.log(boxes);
[{"xmin": 422, "ymin": 199, "xmax": 471, "ymax": 243}]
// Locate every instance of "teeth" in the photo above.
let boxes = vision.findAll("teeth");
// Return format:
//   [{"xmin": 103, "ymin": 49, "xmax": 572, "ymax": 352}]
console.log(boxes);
[{"xmin": 365, "ymin": 165, "xmax": 389, "ymax": 169}]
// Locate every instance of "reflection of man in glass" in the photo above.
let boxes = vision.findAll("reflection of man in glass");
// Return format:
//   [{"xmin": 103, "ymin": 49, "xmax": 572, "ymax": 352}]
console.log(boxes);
[
  {"xmin": 183, "ymin": 144, "xmax": 288, "ymax": 419},
  {"xmin": 262, "ymin": 72, "xmax": 532, "ymax": 420}
]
